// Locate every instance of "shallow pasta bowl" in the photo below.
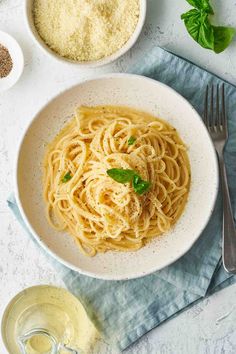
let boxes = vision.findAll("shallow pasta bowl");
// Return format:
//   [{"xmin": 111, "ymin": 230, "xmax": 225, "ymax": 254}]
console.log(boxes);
[{"xmin": 15, "ymin": 74, "xmax": 218, "ymax": 280}]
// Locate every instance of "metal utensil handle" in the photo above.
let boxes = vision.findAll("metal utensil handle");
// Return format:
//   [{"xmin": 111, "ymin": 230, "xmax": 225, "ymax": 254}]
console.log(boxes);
[{"xmin": 219, "ymin": 156, "xmax": 236, "ymax": 274}]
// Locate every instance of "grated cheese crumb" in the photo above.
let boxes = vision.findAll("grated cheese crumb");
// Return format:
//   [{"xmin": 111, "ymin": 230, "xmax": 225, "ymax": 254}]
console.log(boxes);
[{"xmin": 33, "ymin": 0, "xmax": 140, "ymax": 62}]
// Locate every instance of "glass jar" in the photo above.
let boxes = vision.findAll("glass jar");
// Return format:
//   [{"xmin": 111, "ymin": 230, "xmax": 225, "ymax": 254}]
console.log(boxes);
[{"xmin": 1, "ymin": 285, "xmax": 98, "ymax": 354}]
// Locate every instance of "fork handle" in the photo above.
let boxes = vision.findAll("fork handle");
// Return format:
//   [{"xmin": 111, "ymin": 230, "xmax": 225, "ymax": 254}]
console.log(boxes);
[{"xmin": 218, "ymin": 156, "xmax": 236, "ymax": 274}]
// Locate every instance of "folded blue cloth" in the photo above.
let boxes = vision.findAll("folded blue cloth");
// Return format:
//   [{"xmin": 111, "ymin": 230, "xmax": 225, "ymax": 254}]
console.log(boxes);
[{"xmin": 8, "ymin": 47, "xmax": 236, "ymax": 351}]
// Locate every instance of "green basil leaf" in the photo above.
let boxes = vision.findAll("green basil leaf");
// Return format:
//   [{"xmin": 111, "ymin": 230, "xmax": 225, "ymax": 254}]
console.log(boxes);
[
  {"xmin": 107, "ymin": 168, "xmax": 151, "ymax": 195},
  {"xmin": 107, "ymin": 169, "xmax": 135, "ymax": 183},
  {"xmin": 181, "ymin": 9, "xmax": 214, "ymax": 50},
  {"xmin": 186, "ymin": 0, "xmax": 214, "ymax": 14},
  {"xmin": 62, "ymin": 172, "xmax": 72, "ymax": 183},
  {"xmin": 182, "ymin": 1, "xmax": 235, "ymax": 53},
  {"xmin": 213, "ymin": 26, "xmax": 236, "ymax": 53},
  {"xmin": 128, "ymin": 136, "xmax": 137, "ymax": 145},
  {"xmin": 132, "ymin": 174, "xmax": 151, "ymax": 195}
]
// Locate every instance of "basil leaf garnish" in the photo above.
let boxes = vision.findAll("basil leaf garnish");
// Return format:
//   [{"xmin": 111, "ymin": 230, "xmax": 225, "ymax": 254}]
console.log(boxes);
[
  {"xmin": 128, "ymin": 136, "xmax": 137, "ymax": 145},
  {"xmin": 132, "ymin": 174, "xmax": 151, "ymax": 195},
  {"xmin": 107, "ymin": 169, "xmax": 135, "ymax": 183},
  {"xmin": 62, "ymin": 172, "xmax": 72, "ymax": 183},
  {"xmin": 107, "ymin": 168, "xmax": 151, "ymax": 195}
]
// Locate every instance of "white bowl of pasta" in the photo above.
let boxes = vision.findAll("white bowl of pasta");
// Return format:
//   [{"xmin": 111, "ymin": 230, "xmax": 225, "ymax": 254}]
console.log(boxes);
[{"xmin": 15, "ymin": 74, "xmax": 218, "ymax": 280}]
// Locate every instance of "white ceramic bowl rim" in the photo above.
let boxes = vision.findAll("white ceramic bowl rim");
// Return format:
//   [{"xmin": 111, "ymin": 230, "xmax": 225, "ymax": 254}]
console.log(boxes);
[
  {"xmin": 15, "ymin": 73, "xmax": 219, "ymax": 280},
  {"xmin": 24, "ymin": 0, "xmax": 147, "ymax": 68}
]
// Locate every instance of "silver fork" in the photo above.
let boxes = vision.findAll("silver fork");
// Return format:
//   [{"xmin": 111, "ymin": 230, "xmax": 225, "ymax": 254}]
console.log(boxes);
[{"xmin": 204, "ymin": 84, "xmax": 236, "ymax": 274}]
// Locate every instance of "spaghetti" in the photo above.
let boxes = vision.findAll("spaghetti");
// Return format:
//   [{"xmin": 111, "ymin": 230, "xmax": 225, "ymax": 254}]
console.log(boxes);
[{"xmin": 43, "ymin": 106, "xmax": 190, "ymax": 256}]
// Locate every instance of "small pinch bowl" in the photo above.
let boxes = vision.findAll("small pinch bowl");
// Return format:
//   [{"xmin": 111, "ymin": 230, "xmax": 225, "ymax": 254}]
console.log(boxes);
[{"xmin": 0, "ymin": 31, "xmax": 24, "ymax": 92}]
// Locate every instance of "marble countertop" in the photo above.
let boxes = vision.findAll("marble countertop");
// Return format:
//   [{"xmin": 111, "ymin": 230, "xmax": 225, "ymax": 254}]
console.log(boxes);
[{"xmin": 1, "ymin": 0, "xmax": 236, "ymax": 353}]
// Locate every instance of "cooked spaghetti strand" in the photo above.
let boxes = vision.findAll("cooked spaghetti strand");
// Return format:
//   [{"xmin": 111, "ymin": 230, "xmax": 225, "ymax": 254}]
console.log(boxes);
[{"xmin": 43, "ymin": 106, "xmax": 190, "ymax": 256}]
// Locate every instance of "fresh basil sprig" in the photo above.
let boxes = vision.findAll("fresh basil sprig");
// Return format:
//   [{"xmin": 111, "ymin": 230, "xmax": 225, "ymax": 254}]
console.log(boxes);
[
  {"xmin": 181, "ymin": 0, "xmax": 235, "ymax": 53},
  {"xmin": 62, "ymin": 172, "xmax": 72, "ymax": 183},
  {"xmin": 186, "ymin": 0, "xmax": 213, "ymax": 14},
  {"xmin": 107, "ymin": 168, "xmax": 151, "ymax": 195}
]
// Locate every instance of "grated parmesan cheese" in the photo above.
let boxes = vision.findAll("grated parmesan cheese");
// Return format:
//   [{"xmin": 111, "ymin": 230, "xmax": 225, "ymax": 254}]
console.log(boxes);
[{"xmin": 33, "ymin": 0, "xmax": 140, "ymax": 62}]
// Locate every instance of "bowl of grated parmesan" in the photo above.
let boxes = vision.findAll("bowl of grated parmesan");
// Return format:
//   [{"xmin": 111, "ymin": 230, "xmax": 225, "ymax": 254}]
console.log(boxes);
[{"xmin": 25, "ymin": 0, "xmax": 146, "ymax": 67}]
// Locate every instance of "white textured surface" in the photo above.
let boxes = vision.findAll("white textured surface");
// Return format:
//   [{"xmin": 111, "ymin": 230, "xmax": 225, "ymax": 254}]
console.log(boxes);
[{"xmin": 0, "ymin": 0, "xmax": 236, "ymax": 353}]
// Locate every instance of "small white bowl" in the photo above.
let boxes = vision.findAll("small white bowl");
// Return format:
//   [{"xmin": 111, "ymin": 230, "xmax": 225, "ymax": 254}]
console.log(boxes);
[
  {"xmin": 0, "ymin": 31, "xmax": 24, "ymax": 92},
  {"xmin": 24, "ymin": 0, "xmax": 146, "ymax": 68}
]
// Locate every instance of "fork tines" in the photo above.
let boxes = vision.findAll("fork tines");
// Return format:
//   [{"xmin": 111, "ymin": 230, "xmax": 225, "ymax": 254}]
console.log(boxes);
[{"xmin": 204, "ymin": 84, "xmax": 227, "ymax": 134}]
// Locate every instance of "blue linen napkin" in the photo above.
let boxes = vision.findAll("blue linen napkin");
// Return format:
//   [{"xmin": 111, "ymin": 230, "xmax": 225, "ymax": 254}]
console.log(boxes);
[{"xmin": 8, "ymin": 47, "xmax": 236, "ymax": 351}]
